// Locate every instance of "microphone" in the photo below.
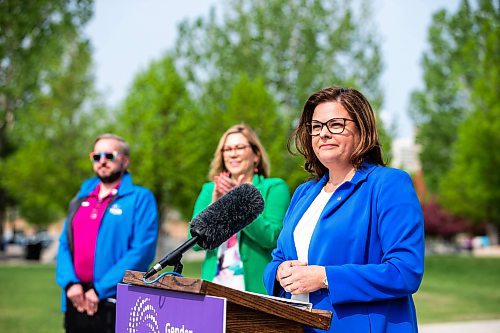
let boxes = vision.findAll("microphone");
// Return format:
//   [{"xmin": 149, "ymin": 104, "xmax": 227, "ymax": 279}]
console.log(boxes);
[{"xmin": 144, "ymin": 183, "xmax": 264, "ymax": 279}]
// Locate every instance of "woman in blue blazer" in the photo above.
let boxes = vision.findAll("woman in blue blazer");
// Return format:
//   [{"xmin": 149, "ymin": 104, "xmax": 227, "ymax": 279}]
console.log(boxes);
[{"xmin": 263, "ymin": 87, "xmax": 424, "ymax": 333}]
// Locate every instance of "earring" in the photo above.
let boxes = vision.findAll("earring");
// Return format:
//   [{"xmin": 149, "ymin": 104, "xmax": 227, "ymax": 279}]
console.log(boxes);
[{"xmin": 254, "ymin": 162, "xmax": 259, "ymax": 173}]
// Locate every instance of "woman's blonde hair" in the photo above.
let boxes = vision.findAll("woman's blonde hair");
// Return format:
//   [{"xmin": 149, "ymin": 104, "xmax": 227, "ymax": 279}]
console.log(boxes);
[{"xmin": 208, "ymin": 124, "xmax": 271, "ymax": 180}]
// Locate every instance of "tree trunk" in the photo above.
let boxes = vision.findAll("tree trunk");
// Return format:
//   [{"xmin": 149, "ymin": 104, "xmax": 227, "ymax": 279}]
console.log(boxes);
[
  {"xmin": 485, "ymin": 222, "xmax": 499, "ymax": 246},
  {"xmin": 0, "ymin": 189, "xmax": 7, "ymax": 252},
  {"xmin": 0, "ymin": 210, "xmax": 4, "ymax": 252}
]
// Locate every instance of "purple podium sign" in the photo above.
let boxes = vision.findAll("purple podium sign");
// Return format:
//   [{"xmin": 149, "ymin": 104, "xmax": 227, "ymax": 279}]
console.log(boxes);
[{"xmin": 116, "ymin": 283, "xmax": 226, "ymax": 333}]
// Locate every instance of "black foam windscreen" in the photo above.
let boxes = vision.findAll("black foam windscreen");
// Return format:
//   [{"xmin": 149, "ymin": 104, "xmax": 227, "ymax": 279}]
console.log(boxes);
[{"xmin": 190, "ymin": 183, "xmax": 264, "ymax": 250}]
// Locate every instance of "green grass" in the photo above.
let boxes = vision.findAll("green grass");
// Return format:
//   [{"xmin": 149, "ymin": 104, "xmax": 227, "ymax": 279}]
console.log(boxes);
[
  {"xmin": 414, "ymin": 255, "xmax": 500, "ymax": 323},
  {"xmin": 0, "ymin": 261, "xmax": 202, "ymax": 333},
  {"xmin": 0, "ymin": 264, "xmax": 63, "ymax": 333},
  {"xmin": 0, "ymin": 256, "xmax": 499, "ymax": 331}
]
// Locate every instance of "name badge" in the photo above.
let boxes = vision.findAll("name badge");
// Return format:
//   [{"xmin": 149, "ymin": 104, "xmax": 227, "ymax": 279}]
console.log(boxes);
[{"xmin": 110, "ymin": 204, "xmax": 123, "ymax": 215}]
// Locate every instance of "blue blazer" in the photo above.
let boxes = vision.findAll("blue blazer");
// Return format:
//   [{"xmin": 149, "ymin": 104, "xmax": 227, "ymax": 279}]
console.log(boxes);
[{"xmin": 263, "ymin": 163, "xmax": 424, "ymax": 333}]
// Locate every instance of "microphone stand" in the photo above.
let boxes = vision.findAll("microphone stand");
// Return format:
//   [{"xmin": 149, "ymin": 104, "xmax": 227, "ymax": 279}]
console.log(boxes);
[
  {"xmin": 163, "ymin": 251, "xmax": 184, "ymax": 275},
  {"xmin": 144, "ymin": 237, "xmax": 198, "ymax": 279}
]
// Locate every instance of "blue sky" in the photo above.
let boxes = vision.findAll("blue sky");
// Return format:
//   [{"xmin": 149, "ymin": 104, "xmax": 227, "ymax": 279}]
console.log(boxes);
[{"xmin": 85, "ymin": 0, "xmax": 460, "ymax": 139}]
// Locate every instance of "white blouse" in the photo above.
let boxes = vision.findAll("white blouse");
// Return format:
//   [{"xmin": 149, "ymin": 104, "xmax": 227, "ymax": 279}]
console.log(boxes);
[{"xmin": 292, "ymin": 188, "xmax": 333, "ymax": 302}]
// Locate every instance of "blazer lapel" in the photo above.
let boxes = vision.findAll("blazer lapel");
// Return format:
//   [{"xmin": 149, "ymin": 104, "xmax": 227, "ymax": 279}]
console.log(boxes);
[{"xmin": 287, "ymin": 175, "xmax": 328, "ymax": 259}]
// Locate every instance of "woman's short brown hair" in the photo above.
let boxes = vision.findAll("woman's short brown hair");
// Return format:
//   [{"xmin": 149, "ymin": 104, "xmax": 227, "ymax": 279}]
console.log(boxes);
[
  {"xmin": 290, "ymin": 86, "xmax": 385, "ymax": 179},
  {"xmin": 208, "ymin": 124, "xmax": 271, "ymax": 180}
]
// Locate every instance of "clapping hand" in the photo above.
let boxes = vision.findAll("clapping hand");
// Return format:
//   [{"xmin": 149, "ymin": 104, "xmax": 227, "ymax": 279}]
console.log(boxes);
[{"xmin": 212, "ymin": 172, "xmax": 245, "ymax": 202}]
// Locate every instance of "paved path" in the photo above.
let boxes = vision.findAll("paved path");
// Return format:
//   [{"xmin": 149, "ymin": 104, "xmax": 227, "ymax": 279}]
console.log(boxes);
[{"xmin": 420, "ymin": 319, "xmax": 500, "ymax": 333}]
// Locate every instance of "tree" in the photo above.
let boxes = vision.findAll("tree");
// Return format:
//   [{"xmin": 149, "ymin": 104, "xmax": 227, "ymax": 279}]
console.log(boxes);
[
  {"xmin": 116, "ymin": 61, "xmax": 293, "ymax": 220},
  {"xmin": 174, "ymin": 0, "xmax": 390, "ymax": 188},
  {"xmin": 439, "ymin": 107, "xmax": 500, "ymax": 244},
  {"xmin": 0, "ymin": 0, "xmax": 94, "ymax": 230},
  {"xmin": 1, "ymin": 39, "xmax": 105, "ymax": 226},
  {"xmin": 115, "ymin": 56, "xmax": 203, "ymax": 219},
  {"xmin": 206, "ymin": 74, "xmax": 298, "ymax": 185},
  {"xmin": 410, "ymin": 0, "xmax": 499, "ymax": 243},
  {"xmin": 439, "ymin": 13, "xmax": 500, "ymax": 242},
  {"xmin": 410, "ymin": 0, "xmax": 498, "ymax": 193}
]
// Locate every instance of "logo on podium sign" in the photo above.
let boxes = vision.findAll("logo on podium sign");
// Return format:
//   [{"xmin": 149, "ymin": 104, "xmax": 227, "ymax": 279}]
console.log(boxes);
[
  {"xmin": 127, "ymin": 296, "xmax": 160, "ymax": 333},
  {"xmin": 116, "ymin": 283, "xmax": 226, "ymax": 333}
]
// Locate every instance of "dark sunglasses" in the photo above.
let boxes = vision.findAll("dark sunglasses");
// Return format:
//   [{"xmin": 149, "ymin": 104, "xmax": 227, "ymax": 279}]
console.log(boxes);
[{"xmin": 89, "ymin": 151, "xmax": 122, "ymax": 163}]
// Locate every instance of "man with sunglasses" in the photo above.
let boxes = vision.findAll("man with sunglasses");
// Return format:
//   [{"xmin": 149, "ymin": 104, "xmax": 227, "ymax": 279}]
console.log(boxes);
[{"xmin": 56, "ymin": 134, "xmax": 159, "ymax": 333}]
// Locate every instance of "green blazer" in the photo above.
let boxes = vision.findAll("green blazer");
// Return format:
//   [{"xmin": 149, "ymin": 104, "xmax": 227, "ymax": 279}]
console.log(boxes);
[{"xmin": 191, "ymin": 175, "xmax": 290, "ymax": 294}]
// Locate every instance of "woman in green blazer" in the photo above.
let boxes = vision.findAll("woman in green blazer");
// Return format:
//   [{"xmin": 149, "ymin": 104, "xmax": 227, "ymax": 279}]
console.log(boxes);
[{"xmin": 191, "ymin": 124, "xmax": 290, "ymax": 294}]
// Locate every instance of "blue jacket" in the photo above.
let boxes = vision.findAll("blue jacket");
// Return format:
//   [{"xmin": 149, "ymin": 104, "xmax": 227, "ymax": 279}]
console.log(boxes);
[
  {"xmin": 56, "ymin": 172, "xmax": 158, "ymax": 311},
  {"xmin": 263, "ymin": 163, "xmax": 424, "ymax": 333}
]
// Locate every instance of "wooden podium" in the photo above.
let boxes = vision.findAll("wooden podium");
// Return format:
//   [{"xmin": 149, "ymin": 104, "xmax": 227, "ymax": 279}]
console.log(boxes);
[{"xmin": 119, "ymin": 270, "xmax": 331, "ymax": 333}]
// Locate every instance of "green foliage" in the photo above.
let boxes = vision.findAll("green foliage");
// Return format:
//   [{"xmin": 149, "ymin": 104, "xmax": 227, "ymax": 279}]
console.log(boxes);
[
  {"xmin": 116, "ymin": 64, "xmax": 296, "ymax": 219},
  {"xmin": 410, "ymin": 0, "xmax": 499, "ymax": 235},
  {"xmin": 173, "ymin": 0, "xmax": 390, "ymax": 192},
  {"xmin": 439, "ymin": 112, "xmax": 500, "ymax": 225},
  {"xmin": 176, "ymin": 0, "xmax": 383, "ymax": 108},
  {"xmin": 0, "ymin": 0, "xmax": 101, "ymax": 226},
  {"xmin": 0, "ymin": 0, "xmax": 93, "ymax": 153},
  {"xmin": 0, "ymin": 0, "xmax": 393, "ymax": 225},
  {"xmin": 208, "ymin": 74, "xmax": 297, "ymax": 183},
  {"xmin": 440, "ymin": 13, "xmax": 500, "ymax": 224},
  {"xmin": 1, "ymin": 39, "xmax": 105, "ymax": 226},
  {"xmin": 115, "ymin": 56, "xmax": 204, "ymax": 218},
  {"xmin": 410, "ymin": 0, "xmax": 499, "ymax": 193}
]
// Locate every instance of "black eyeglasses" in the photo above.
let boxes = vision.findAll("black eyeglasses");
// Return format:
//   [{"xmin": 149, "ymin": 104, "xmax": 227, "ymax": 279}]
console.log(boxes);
[
  {"xmin": 89, "ymin": 151, "xmax": 122, "ymax": 163},
  {"xmin": 306, "ymin": 118, "xmax": 355, "ymax": 136},
  {"xmin": 221, "ymin": 144, "xmax": 251, "ymax": 155}
]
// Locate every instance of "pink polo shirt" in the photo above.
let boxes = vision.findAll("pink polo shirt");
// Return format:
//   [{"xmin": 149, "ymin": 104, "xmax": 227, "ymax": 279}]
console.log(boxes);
[{"xmin": 72, "ymin": 183, "xmax": 120, "ymax": 283}]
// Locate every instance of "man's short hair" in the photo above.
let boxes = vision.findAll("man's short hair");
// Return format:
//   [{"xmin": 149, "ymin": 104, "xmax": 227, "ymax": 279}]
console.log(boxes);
[{"xmin": 94, "ymin": 134, "xmax": 130, "ymax": 156}]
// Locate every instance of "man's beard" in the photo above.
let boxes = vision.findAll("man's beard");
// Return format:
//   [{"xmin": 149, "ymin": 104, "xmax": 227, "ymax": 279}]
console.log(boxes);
[{"xmin": 98, "ymin": 169, "xmax": 124, "ymax": 184}]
